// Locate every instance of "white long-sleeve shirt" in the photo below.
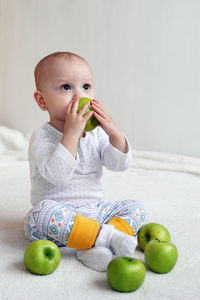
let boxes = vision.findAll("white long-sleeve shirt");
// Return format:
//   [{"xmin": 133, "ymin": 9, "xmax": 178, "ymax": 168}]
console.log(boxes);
[{"xmin": 28, "ymin": 123, "xmax": 132, "ymax": 207}]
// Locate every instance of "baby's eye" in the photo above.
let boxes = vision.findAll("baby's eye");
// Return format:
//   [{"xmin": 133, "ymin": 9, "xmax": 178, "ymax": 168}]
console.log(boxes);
[
  {"xmin": 61, "ymin": 84, "xmax": 71, "ymax": 91},
  {"xmin": 83, "ymin": 84, "xmax": 90, "ymax": 90}
]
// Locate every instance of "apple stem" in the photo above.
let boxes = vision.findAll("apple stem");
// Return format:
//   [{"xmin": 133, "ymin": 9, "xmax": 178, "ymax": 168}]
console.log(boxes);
[{"xmin": 156, "ymin": 238, "xmax": 160, "ymax": 242}]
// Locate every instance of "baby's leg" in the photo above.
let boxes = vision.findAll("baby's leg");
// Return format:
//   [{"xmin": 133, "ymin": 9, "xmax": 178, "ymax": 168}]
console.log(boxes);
[
  {"xmin": 94, "ymin": 199, "xmax": 146, "ymax": 257},
  {"xmin": 107, "ymin": 199, "xmax": 146, "ymax": 236},
  {"xmin": 24, "ymin": 199, "xmax": 100, "ymax": 249},
  {"xmin": 76, "ymin": 200, "xmax": 146, "ymax": 271}
]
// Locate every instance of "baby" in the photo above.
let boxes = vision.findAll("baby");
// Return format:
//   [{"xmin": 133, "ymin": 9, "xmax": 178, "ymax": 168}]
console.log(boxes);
[{"xmin": 24, "ymin": 52, "xmax": 146, "ymax": 272}]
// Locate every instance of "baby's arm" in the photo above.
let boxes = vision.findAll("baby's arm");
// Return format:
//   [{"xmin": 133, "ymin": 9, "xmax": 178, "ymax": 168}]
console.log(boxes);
[
  {"xmin": 91, "ymin": 99, "xmax": 132, "ymax": 171},
  {"xmin": 61, "ymin": 96, "xmax": 93, "ymax": 158},
  {"xmin": 29, "ymin": 96, "xmax": 93, "ymax": 187},
  {"xmin": 29, "ymin": 130, "xmax": 79, "ymax": 186},
  {"xmin": 97, "ymin": 127, "xmax": 132, "ymax": 172},
  {"xmin": 109, "ymin": 129, "xmax": 128, "ymax": 154},
  {"xmin": 91, "ymin": 99, "xmax": 128, "ymax": 153}
]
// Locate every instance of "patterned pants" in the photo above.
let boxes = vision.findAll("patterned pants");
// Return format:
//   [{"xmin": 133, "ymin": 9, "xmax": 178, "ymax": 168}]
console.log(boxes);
[{"xmin": 24, "ymin": 199, "xmax": 146, "ymax": 249}]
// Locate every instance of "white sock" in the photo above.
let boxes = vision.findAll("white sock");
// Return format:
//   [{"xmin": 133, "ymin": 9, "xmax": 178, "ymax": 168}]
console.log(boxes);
[
  {"xmin": 95, "ymin": 224, "xmax": 137, "ymax": 257},
  {"xmin": 110, "ymin": 230, "xmax": 137, "ymax": 257},
  {"xmin": 76, "ymin": 224, "xmax": 137, "ymax": 272},
  {"xmin": 76, "ymin": 246, "xmax": 114, "ymax": 272},
  {"xmin": 95, "ymin": 224, "xmax": 115, "ymax": 248}
]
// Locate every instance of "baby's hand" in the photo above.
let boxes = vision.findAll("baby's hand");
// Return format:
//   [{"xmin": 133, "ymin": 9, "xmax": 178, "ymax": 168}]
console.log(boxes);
[
  {"xmin": 91, "ymin": 99, "xmax": 128, "ymax": 153},
  {"xmin": 63, "ymin": 96, "xmax": 93, "ymax": 139},
  {"xmin": 91, "ymin": 99, "xmax": 119, "ymax": 137}
]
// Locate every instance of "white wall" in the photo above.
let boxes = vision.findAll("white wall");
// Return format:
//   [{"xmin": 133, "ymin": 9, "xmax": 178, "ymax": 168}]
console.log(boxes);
[{"xmin": 0, "ymin": 0, "xmax": 200, "ymax": 157}]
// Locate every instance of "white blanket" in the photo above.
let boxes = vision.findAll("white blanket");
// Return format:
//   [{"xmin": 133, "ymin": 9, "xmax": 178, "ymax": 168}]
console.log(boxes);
[{"xmin": 0, "ymin": 126, "xmax": 200, "ymax": 300}]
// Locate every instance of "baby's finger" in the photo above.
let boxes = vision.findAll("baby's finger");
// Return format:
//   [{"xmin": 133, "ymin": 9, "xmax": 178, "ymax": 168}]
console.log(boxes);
[
  {"xmin": 83, "ymin": 110, "xmax": 94, "ymax": 122},
  {"xmin": 92, "ymin": 99, "xmax": 101, "ymax": 104},
  {"xmin": 71, "ymin": 96, "xmax": 79, "ymax": 114},
  {"xmin": 91, "ymin": 103, "xmax": 105, "ymax": 118},
  {"xmin": 93, "ymin": 111, "xmax": 104, "ymax": 123},
  {"xmin": 67, "ymin": 98, "xmax": 75, "ymax": 113},
  {"xmin": 78, "ymin": 102, "xmax": 90, "ymax": 116},
  {"xmin": 92, "ymin": 100, "xmax": 106, "ymax": 112},
  {"xmin": 92, "ymin": 99, "xmax": 104, "ymax": 107}
]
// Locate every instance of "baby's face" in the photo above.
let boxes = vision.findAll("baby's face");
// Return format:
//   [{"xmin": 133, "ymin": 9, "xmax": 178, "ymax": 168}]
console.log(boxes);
[{"xmin": 39, "ymin": 57, "xmax": 94, "ymax": 124}]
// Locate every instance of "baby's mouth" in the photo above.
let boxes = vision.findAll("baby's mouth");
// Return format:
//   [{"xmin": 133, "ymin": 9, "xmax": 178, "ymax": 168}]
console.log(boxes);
[{"xmin": 82, "ymin": 132, "xmax": 86, "ymax": 138}]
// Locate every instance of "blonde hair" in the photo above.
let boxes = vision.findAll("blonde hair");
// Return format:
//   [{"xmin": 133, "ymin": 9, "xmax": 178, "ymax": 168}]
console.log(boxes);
[{"xmin": 34, "ymin": 52, "xmax": 89, "ymax": 90}]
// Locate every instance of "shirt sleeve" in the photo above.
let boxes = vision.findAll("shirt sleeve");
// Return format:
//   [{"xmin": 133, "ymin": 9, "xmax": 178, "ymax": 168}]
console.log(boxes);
[
  {"xmin": 97, "ymin": 127, "xmax": 132, "ymax": 171},
  {"xmin": 29, "ymin": 130, "xmax": 79, "ymax": 187}
]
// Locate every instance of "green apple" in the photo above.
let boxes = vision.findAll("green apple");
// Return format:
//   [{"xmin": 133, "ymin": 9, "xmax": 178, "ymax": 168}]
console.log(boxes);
[
  {"xmin": 107, "ymin": 257, "xmax": 146, "ymax": 293},
  {"xmin": 77, "ymin": 97, "xmax": 99, "ymax": 132},
  {"xmin": 137, "ymin": 223, "xmax": 171, "ymax": 251},
  {"xmin": 24, "ymin": 240, "xmax": 61, "ymax": 275},
  {"xmin": 144, "ymin": 239, "xmax": 178, "ymax": 273}
]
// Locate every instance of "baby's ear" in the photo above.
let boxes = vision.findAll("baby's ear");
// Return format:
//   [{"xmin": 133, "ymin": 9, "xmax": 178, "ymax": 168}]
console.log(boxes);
[{"xmin": 34, "ymin": 91, "xmax": 48, "ymax": 111}]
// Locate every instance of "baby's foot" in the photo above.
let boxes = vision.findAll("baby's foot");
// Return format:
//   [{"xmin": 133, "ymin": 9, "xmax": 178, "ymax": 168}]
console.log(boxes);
[
  {"xmin": 110, "ymin": 230, "xmax": 137, "ymax": 257},
  {"xmin": 76, "ymin": 246, "xmax": 113, "ymax": 272},
  {"xmin": 95, "ymin": 224, "xmax": 137, "ymax": 257}
]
